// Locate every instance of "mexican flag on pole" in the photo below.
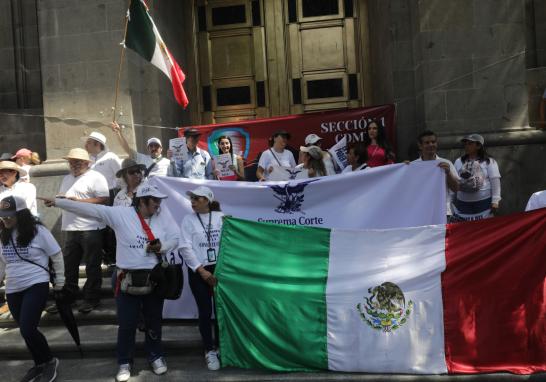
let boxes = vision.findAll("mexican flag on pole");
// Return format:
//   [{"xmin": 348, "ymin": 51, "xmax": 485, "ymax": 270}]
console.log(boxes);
[
  {"xmin": 125, "ymin": 0, "xmax": 189, "ymax": 108},
  {"xmin": 215, "ymin": 209, "xmax": 546, "ymax": 374}
]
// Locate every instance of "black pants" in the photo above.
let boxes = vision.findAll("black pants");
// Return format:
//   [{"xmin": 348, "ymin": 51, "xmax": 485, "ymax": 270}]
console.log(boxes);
[
  {"xmin": 63, "ymin": 230, "xmax": 104, "ymax": 301},
  {"xmin": 188, "ymin": 266, "xmax": 218, "ymax": 351},
  {"xmin": 7, "ymin": 282, "xmax": 52, "ymax": 365}
]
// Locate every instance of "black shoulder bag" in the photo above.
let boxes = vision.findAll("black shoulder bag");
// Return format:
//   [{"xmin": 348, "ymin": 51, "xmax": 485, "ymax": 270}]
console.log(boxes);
[{"xmin": 136, "ymin": 212, "xmax": 183, "ymax": 300}]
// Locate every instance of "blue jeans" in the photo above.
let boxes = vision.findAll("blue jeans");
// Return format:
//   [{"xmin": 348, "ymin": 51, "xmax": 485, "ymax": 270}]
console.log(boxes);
[
  {"xmin": 7, "ymin": 282, "xmax": 52, "ymax": 365},
  {"xmin": 112, "ymin": 273, "xmax": 164, "ymax": 365}
]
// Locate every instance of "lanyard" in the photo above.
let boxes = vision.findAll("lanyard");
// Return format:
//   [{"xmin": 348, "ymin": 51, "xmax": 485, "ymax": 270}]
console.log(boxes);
[{"xmin": 196, "ymin": 212, "xmax": 212, "ymax": 248}]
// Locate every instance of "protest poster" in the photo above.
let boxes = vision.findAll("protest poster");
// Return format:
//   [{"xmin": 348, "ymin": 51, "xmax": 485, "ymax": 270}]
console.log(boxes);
[{"xmin": 169, "ymin": 137, "xmax": 187, "ymax": 161}]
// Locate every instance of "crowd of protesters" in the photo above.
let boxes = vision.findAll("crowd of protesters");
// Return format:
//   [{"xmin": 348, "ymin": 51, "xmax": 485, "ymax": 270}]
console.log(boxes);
[{"xmin": 0, "ymin": 118, "xmax": 544, "ymax": 382}]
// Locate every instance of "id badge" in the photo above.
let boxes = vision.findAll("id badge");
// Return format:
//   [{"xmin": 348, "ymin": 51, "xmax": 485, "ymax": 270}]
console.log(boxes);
[{"xmin": 207, "ymin": 248, "xmax": 217, "ymax": 262}]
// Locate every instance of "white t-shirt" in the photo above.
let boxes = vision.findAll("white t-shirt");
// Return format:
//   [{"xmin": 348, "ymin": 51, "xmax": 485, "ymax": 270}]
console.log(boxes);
[
  {"xmin": 90, "ymin": 150, "xmax": 122, "ymax": 189},
  {"xmin": 454, "ymin": 157, "xmax": 501, "ymax": 202},
  {"xmin": 525, "ymin": 190, "xmax": 546, "ymax": 212},
  {"xmin": 0, "ymin": 225, "xmax": 61, "ymax": 294},
  {"xmin": 135, "ymin": 153, "xmax": 170, "ymax": 177},
  {"xmin": 178, "ymin": 211, "xmax": 224, "ymax": 271},
  {"xmin": 341, "ymin": 163, "xmax": 369, "ymax": 173},
  {"xmin": 0, "ymin": 181, "xmax": 37, "ymax": 216},
  {"xmin": 55, "ymin": 199, "xmax": 179, "ymax": 270},
  {"xmin": 59, "ymin": 170, "xmax": 109, "ymax": 231},
  {"xmin": 323, "ymin": 152, "xmax": 337, "ymax": 176},
  {"xmin": 258, "ymin": 149, "xmax": 296, "ymax": 180},
  {"xmin": 413, "ymin": 156, "xmax": 458, "ymax": 215},
  {"xmin": 20, "ymin": 164, "xmax": 31, "ymax": 182},
  {"xmin": 113, "ymin": 187, "xmax": 134, "ymax": 207}
]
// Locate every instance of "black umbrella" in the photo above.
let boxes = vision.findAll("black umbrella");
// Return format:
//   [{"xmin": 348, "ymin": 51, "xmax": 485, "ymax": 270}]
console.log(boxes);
[{"xmin": 54, "ymin": 289, "xmax": 83, "ymax": 357}]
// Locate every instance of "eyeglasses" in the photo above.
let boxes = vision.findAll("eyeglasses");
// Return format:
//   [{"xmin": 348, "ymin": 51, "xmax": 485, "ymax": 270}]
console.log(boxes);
[{"xmin": 127, "ymin": 169, "xmax": 142, "ymax": 175}]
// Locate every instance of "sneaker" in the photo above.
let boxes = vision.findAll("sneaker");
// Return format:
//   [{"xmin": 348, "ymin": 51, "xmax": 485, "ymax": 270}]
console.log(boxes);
[
  {"xmin": 20, "ymin": 364, "xmax": 44, "ymax": 382},
  {"xmin": 78, "ymin": 300, "xmax": 99, "ymax": 314},
  {"xmin": 151, "ymin": 357, "xmax": 167, "ymax": 375},
  {"xmin": 45, "ymin": 304, "xmax": 59, "ymax": 314},
  {"xmin": 205, "ymin": 350, "xmax": 220, "ymax": 371},
  {"xmin": 0, "ymin": 303, "xmax": 9, "ymax": 315},
  {"xmin": 115, "ymin": 364, "xmax": 131, "ymax": 382},
  {"xmin": 36, "ymin": 357, "xmax": 58, "ymax": 382}
]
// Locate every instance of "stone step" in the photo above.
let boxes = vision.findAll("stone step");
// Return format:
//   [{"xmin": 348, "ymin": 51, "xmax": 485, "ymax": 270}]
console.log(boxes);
[
  {"xmin": 1, "ymin": 276, "xmax": 116, "ymax": 303},
  {"xmin": 0, "ymin": 324, "xmax": 202, "ymax": 360},
  {"xmin": 0, "ymin": 265, "xmax": 115, "ymax": 299},
  {"xmin": 0, "ymin": 296, "xmax": 194, "ymax": 328},
  {"xmin": 2, "ymin": 356, "xmax": 542, "ymax": 382}
]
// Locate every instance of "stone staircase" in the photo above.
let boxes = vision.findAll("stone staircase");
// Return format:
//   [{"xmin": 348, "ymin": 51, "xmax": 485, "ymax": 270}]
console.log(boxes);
[{"xmin": 0, "ymin": 267, "xmax": 544, "ymax": 381}]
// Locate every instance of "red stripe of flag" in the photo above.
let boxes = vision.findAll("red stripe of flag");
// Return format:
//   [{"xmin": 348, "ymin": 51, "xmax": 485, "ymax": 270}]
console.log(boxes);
[{"xmin": 443, "ymin": 208, "xmax": 546, "ymax": 374}]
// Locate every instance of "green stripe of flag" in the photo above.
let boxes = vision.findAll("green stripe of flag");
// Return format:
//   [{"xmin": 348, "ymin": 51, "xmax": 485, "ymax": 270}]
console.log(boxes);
[
  {"xmin": 125, "ymin": 0, "xmax": 156, "ymax": 61},
  {"xmin": 216, "ymin": 217, "xmax": 331, "ymax": 371}
]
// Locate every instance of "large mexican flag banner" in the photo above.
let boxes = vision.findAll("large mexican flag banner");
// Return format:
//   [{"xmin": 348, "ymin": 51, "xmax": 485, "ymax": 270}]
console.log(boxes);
[{"xmin": 215, "ymin": 208, "xmax": 546, "ymax": 374}]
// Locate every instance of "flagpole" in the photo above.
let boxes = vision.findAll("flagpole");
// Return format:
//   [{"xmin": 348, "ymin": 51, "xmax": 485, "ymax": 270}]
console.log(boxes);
[{"xmin": 112, "ymin": 0, "xmax": 132, "ymax": 122}]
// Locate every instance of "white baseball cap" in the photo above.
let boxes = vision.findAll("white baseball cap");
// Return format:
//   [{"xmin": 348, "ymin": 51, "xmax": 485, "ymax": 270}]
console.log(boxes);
[
  {"xmin": 0, "ymin": 195, "xmax": 28, "ymax": 217},
  {"xmin": 305, "ymin": 134, "xmax": 323, "ymax": 145},
  {"xmin": 135, "ymin": 183, "xmax": 168, "ymax": 199},
  {"xmin": 186, "ymin": 186, "xmax": 214, "ymax": 203},
  {"xmin": 147, "ymin": 137, "xmax": 162, "ymax": 147},
  {"xmin": 300, "ymin": 145, "xmax": 323, "ymax": 160}
]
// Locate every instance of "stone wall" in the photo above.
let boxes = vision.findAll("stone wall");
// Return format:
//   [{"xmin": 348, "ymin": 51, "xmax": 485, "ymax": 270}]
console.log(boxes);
[
  {"xmin": 0, "ymin": 0, "xmax": 46, "ymax": 158},
  {"xmin": 368, "ymin": 0, "xmax": 546, "ymax": 212},
  {"xmin": 2, "ymin": 0, "xmax": 545, "ymax": 214}
]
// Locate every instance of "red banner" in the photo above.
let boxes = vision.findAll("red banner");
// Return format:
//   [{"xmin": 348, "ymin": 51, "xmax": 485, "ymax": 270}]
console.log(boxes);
[{"xmin": 179, "ymin": 104, "xmax": 396, "ymax": 163}]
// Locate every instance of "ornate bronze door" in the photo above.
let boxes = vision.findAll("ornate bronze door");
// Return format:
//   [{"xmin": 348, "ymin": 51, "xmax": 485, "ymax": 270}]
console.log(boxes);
[{"xmin": 191, "ymin": 0, "xmax": 370, "ymax": 124}]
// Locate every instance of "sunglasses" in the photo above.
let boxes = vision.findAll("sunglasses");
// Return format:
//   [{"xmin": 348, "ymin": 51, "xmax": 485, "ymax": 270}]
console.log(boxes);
[{"xmin": 127, "ymin": 169, "xmax": 143, "ymax": 175}]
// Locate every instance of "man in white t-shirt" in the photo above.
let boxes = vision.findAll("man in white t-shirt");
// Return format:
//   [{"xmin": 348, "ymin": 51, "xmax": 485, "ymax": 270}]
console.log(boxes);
[
  {"xmin": 52, "ymin": 148, "xmax": 109, "ymax": 314},
  {"xmin": 84, "ymin": 131, "xmax": 122, "ymax": 196},
  {"xmin": 84, "ymin": 131, "xmax": 122, "ymax": 266},
  {"xmin": 412, "ymin": 130, "xmax": 459, "ymax": 221},
  {"xmin": 110, "ymin": 122, "xmax": 171, "ymax": 177}
]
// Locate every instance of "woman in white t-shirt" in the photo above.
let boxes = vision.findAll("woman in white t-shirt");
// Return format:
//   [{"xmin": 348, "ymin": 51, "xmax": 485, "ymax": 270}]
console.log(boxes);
[
  {"xmin": 256, "ymin": 131, "xmax": 296, "ymax": 181},
  {"xmin": 42, "ymin": 183, "xmax": 178, "ymax": 381},
  {"xmin": 452, "ymin": 134, "xmax": 501, "ymax": 221},
  {"xmin": 178, "ymin": 186, "xmax": 224, "ymax": 371},
  {"xmin": 113, "ymin": 159, "xmax": 146, "ymax": 207},
  {"xmin": 0, "ymin": 195, "xmax": 64, "ymax": 382},
  {"xmin": 0, "ymin": 160, "xmax": 37, "ymax": 215},
  {"xmin": 212, "ymin": 136, "xmax": 245, "ymax": 181},
  {"xmin": 296, "ymin": 145, "xmax": 327, "ymax": 178},
  {"xmin": 342, "ymin": 142, "xmax": 369, "ymax": 173}
]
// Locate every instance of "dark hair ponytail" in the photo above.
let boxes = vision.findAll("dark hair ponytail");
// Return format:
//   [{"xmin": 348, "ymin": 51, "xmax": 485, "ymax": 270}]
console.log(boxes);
[{"xmin": 209, "ymin": 201, "xmax": 221, "ymax": 212}]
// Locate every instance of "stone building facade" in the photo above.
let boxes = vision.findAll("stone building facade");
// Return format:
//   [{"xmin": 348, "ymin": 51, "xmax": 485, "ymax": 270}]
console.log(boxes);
[{"xmin": 0, "ymin": 0, "xmax": 545, "ymax": 214}]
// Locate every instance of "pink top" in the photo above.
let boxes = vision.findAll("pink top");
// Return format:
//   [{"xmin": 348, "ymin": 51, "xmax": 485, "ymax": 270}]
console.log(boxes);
[{"xmin": 366, "ymin": 145, "xmax": 394, "ymax": 167}]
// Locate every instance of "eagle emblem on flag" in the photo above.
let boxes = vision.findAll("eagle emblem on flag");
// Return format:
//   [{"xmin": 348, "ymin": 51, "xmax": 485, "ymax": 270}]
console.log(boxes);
[
  {"xmin": 356, "ymin": 282, "xmax": 413, "ymax": 332},
  {"xmin": 269, "ymin": 180, "xmax": 318, "ymax": 214}
]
